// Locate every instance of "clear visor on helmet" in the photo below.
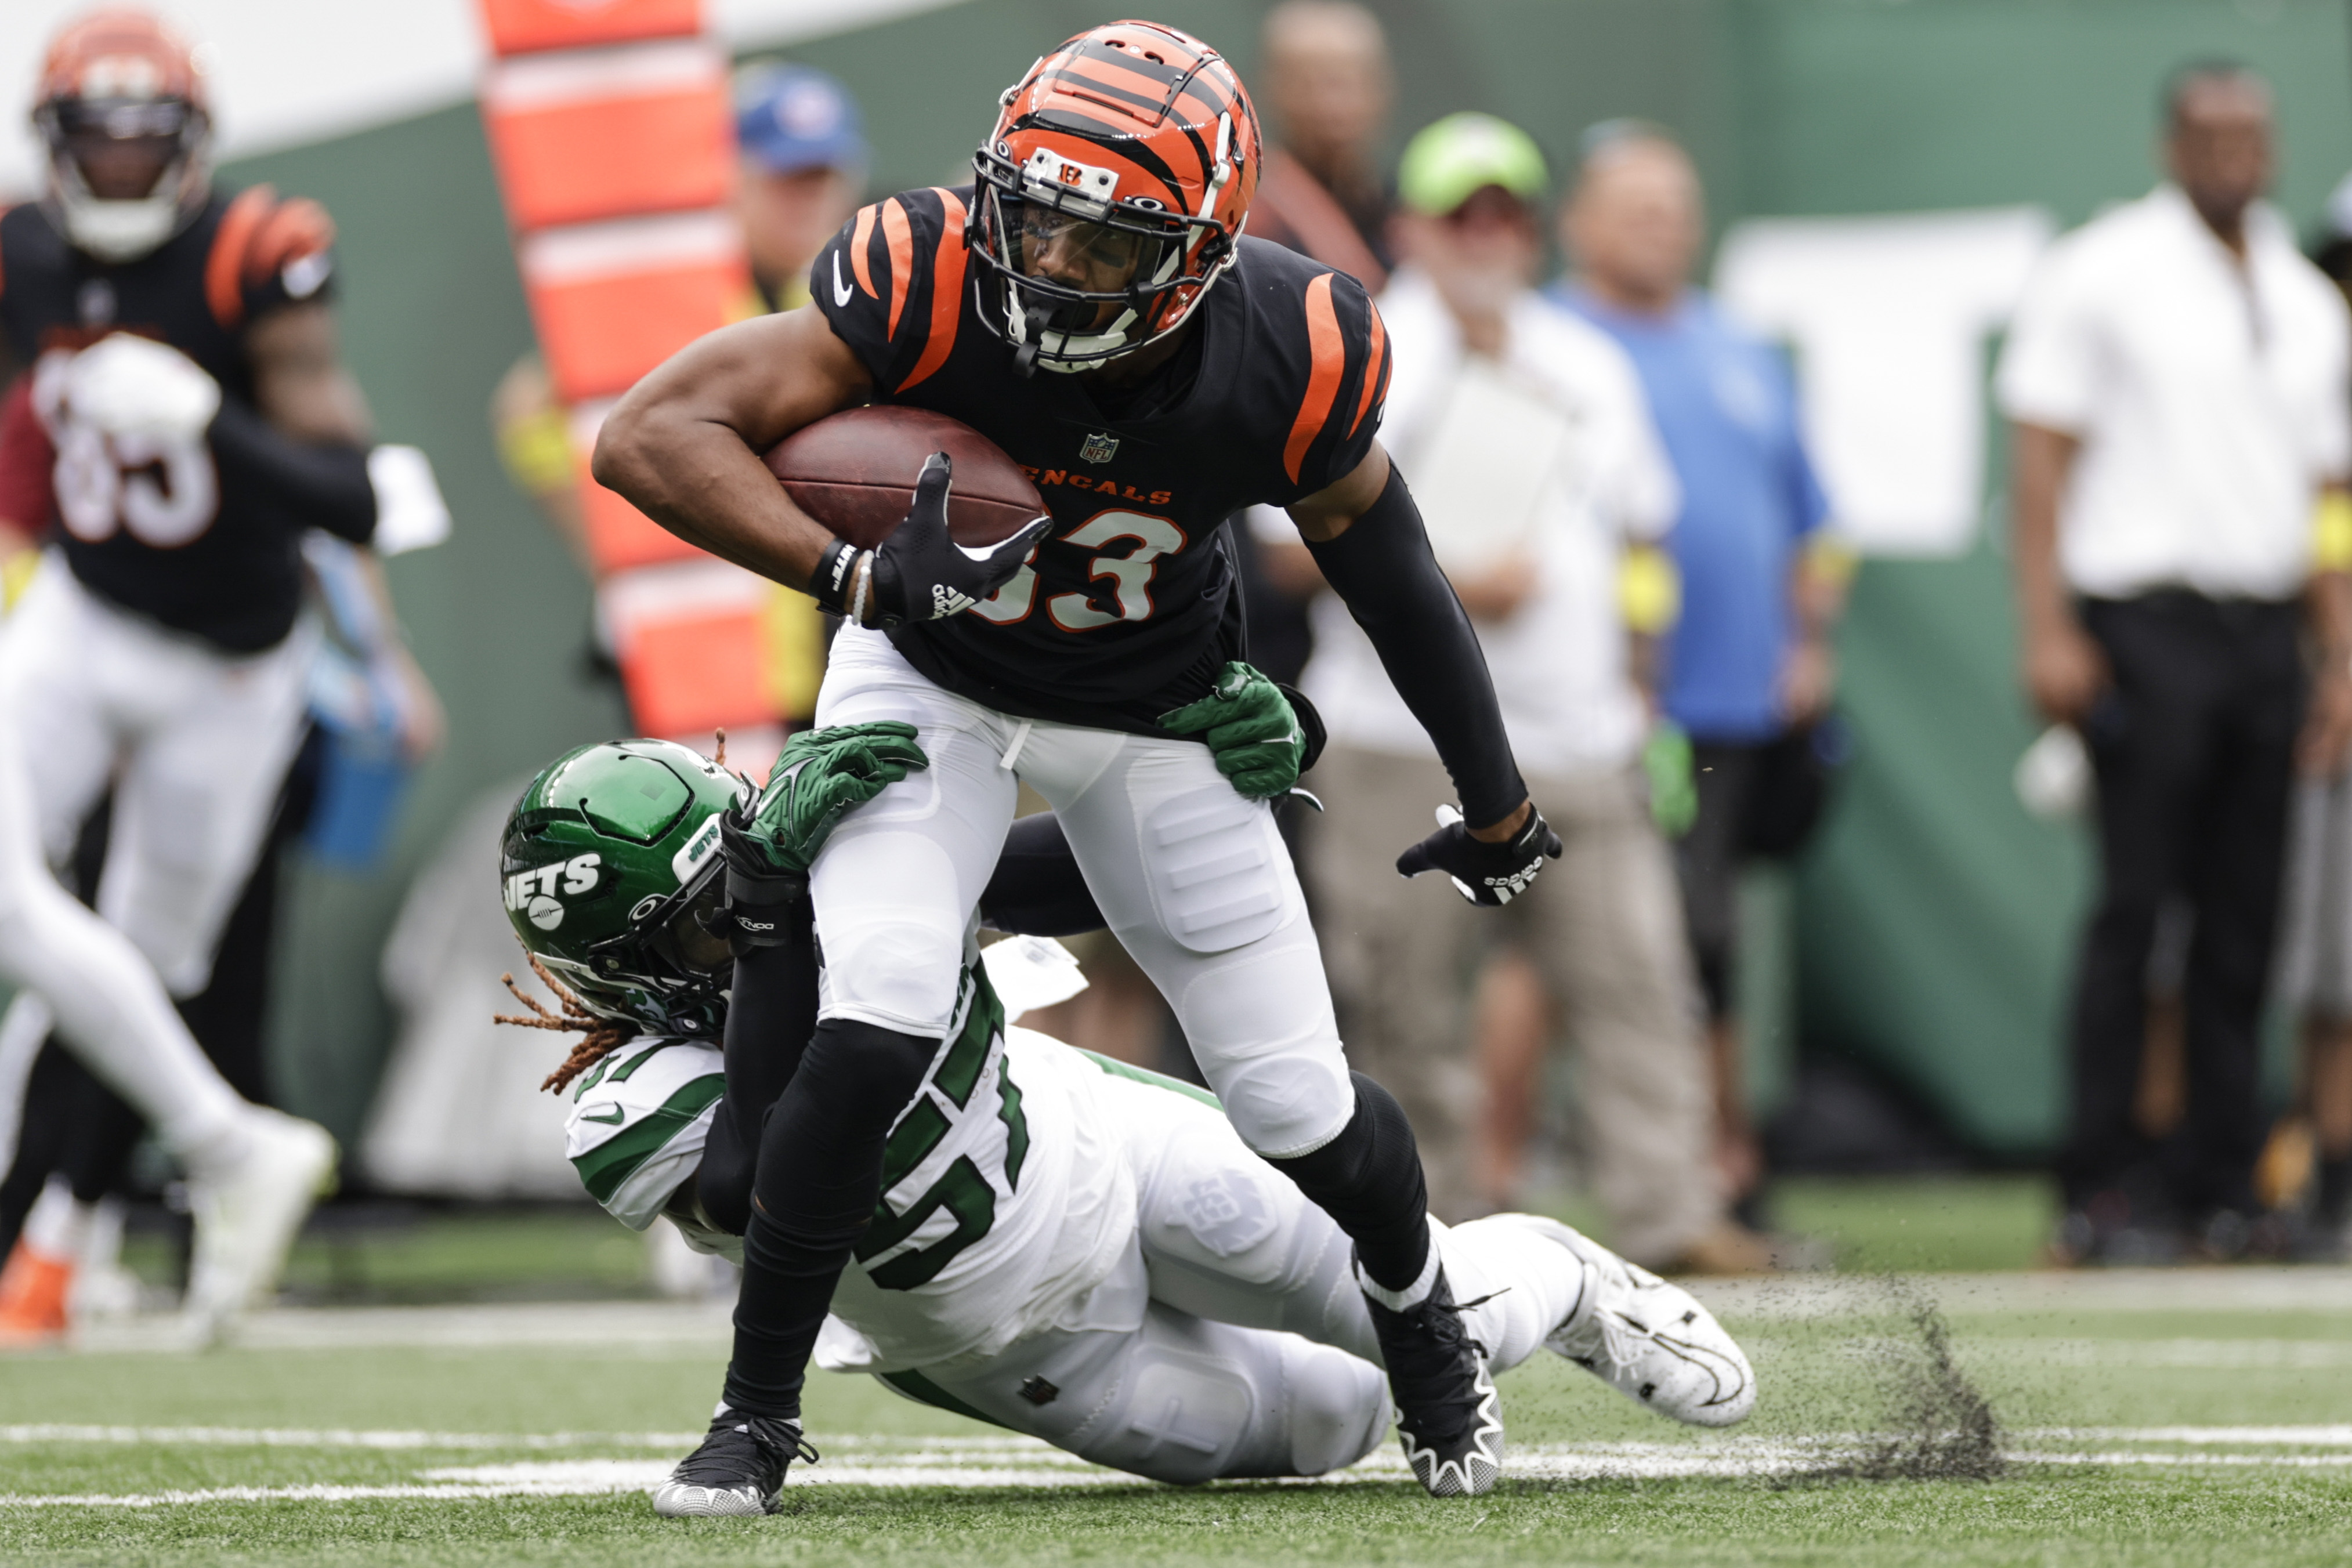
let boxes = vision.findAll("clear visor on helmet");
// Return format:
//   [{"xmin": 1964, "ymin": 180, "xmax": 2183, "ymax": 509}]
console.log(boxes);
[
  {"xmin": 971, "ymin": 143, "xmax": 1231, "ymax": 364},
  {"xmin": 570, "ymin": 859, "xmax": 732, "ymax": 1035}
]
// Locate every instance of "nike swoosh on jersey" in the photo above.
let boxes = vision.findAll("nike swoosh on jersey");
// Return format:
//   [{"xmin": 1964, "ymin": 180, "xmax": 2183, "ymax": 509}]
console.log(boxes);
[
  {"xmin": 832, "ymin": 252, "xmax": 854, "ymax": 308},
  {"xmin": 580, "ymin": 1104, "xmax": 626, "ymax": 1125}
]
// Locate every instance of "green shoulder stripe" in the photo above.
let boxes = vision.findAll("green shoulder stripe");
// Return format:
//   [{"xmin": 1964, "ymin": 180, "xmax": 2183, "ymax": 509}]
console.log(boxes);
[
  {"xmin": 1078, "ymin": 1048, "xmax": 1221, "ymax": 1109},
  {"xmin": 572, "ymin": 1074, "xmax": 725, "ymax": 1204}
]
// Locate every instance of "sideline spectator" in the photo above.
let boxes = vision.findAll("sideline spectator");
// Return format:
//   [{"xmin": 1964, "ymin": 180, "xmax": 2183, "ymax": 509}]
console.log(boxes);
[
  {"xmin": 2270, "ymin": 171, "xmax": 2352, "ymax": 1260},
  {"xmin": 1302, "ymin": 114, "xmax": 1757, "ymax": 1271},
  {"xmin": 1237, "ymin": 0, "xmax": 1398, "ymax": 688},
  {"xmin": 488, "ymin": 62, "xmax": 866, "ymax": 726},
  {"xmin": 1553, "ymin": 124, "xmax": 1847, "ymax": 1218},
  {"xmin": 1999, "ymin": 63, "xmax": 2352, "ymax": 1263}
]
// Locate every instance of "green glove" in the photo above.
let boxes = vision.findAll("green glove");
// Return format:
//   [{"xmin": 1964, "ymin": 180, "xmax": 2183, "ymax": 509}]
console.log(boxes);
[
  {"xmin": 1158, "ymin": 661, "xmax": 1307, "ymax": 799},
  {"xmin": 743, "ymin": 721, "xmax": 931, "ymax": 872},
  {"xmin": 1644, "ymin": 720, "xmax": 1698, "ymax": 839}
]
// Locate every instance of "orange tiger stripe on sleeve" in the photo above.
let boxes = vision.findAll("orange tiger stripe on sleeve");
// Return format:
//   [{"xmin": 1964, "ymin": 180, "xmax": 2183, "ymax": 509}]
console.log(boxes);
[
  {"xmin": 881, "ymin": 198, "xmax": 914, "ymax": 340},
  {"xmin": 849, "ymin": 204, "xmax": 878, "ymax": 298},
  {"xmin": 244, "ymin": 196, "xmax": 334, "ymax": 285},
  {"xmin": 899, "ymin": 189, "xmax": 968, "ymax": 392},
  {"xmin": 205, "ymin": 186, "xmax": 276, "ymax": 329},
  {"xmin": 1348, "ymin": 296, "xmax": 1387, "ymax": 439},
  {"xmin": 1282, "ymin": 273, "xmax": 1346, "ymax": 484}
]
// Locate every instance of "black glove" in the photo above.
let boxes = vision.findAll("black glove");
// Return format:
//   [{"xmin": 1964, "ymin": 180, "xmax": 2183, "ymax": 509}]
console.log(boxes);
[
  {"xmin": 1395, "ymin": 803, "xmax": 1562, "ymax": 907},
  {"xmin": 719, "ymin": 807, "xmax": 812, "ymax": 951},
  {"xmin": 870, "ymin": 453, "xmax": 1051, "ymax": 624}
]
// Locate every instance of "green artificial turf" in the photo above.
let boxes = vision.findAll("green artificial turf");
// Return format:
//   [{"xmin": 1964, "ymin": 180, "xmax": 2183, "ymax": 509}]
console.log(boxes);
[{"xmin": 8, "ymin": 1190, "xmax": 2348, "ymax": 1566}]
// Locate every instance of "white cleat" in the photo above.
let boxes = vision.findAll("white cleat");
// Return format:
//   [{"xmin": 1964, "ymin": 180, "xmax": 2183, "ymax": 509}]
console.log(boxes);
[
  {"xmin": 1507, "ymin": 1214, "xmax": 1756, "ymax": 1426},
  {"xmin": 178, "ymin": 1110, "xmax": 336, "ymax": 1348}
]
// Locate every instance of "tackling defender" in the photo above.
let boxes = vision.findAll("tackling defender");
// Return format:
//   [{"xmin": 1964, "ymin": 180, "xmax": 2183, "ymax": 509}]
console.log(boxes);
[
  {"xmin": 597, "ymin": 21, "xmax": 1559, "ymax": 1498},
  {"xmin": 497, "ymin": 734, "xmax": 1754, "ymax": 1509}
]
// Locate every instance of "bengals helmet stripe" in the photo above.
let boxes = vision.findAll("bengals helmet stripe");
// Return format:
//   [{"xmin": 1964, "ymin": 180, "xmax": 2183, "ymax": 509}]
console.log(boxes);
[
  {"xmin": 968, "ymin": 20, "xmax": 1262, "ymax": 373},
  {"xmin": 1348, "ymin": 303, "xmax": 1388, "ymax": 439},
  {"xmin": 881, "ymin": 196, "xmax": 914, "ymax": 336},
  {"xmin": 900, "ymin": 189, "xmax": 969, "ymax": 392},
  {"xmin": 849, "ymin": 204, "xmax": 878, "ymax": 296},
  {"xmin": 1283, "ymin": 274, "xmax": 1348, "ymax": 484}
]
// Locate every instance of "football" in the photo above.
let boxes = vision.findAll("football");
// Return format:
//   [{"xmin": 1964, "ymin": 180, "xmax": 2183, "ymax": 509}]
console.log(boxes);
[{"xmin": 764, "ymin": 405, "xmax": 1047, "ymax": 551}]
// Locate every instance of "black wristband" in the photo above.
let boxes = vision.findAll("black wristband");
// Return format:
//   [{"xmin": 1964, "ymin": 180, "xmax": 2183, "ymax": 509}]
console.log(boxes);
[
  {"xmin": 719, "ymin": 813, "xmax": 811, "ymax": 951},
  {"xmin": 809, "ymin": 537, "xmax": 861, "ymax": 615}
]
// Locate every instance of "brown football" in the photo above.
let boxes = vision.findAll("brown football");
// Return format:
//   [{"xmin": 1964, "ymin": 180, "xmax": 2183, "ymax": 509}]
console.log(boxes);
[{"xmin": 764, "ymin": 406, "xmax": 1045, "ymax": 551}]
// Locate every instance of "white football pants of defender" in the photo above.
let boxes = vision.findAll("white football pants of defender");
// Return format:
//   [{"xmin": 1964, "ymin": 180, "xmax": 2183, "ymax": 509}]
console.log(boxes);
[
  {"xmin": 895, "ymin": 1070, "xmax": 1585, "ymax": 1484},
  {"xmin": 812, "ymin": 628, "xmax": 1352, "ymax": 1158},
  {"xmin": 0, "ymin": 562, "xmax": 311, "ymax": 1158}
]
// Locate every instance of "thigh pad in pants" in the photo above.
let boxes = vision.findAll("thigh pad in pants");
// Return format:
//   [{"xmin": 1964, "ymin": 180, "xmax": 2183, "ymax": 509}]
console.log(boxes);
[{"xmin": 905, "ymin": 1301, "xmax": 1384, "ymax": 1483}]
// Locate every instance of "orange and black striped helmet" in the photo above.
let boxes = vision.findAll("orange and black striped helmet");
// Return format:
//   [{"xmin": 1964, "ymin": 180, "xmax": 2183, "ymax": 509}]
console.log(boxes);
[
  {"xmin": 969, "ymin": 21, "xmax": 1260, "ymax": 374},
  {"xmin": 33, "ymin": 9, "xmax": 213, "ymax": 262}
]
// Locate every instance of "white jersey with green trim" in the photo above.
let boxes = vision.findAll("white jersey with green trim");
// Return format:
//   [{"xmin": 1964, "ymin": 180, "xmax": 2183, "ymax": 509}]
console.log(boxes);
[
  {"xmin": 563, "ymin": 1036, "xmax": 725, "ymax": 1231},
  {"xmin": 558, "ymin": 966, "xmax": 1134, "ymax": 1373}
]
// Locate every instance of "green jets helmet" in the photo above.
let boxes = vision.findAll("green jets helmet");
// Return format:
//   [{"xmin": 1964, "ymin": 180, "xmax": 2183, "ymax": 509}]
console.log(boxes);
[{"xmin": 500, "ymin": 739, "xmax": 750, "ymax": 1041}]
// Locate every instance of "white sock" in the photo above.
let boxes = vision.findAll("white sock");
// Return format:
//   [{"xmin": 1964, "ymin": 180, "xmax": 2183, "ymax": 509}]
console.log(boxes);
[
  {"xmin": 1355, "ymin": 1215, "xmax": 1445, "ymax": 1312},
  {"xmin": 20, "ymin": 1176, "xmax": 88, "ymax": 1261}
]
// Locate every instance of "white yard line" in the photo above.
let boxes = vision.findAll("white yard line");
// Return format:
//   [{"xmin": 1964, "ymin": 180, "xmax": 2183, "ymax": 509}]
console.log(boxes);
[{"xmin": 7, "ymin": 1429, "xmax": 2351, "ymax": 1507}]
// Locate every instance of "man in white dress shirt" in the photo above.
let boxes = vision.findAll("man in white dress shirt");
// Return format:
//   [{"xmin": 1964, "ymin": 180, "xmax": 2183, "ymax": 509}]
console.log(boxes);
[
  {"xmin": 1999, "ymin": 61, "xmax": 2352, "ymax": 1262},
  {"xmin": 1298, "ymin": 115, "xmax": 1740, "ymax": 1270}
]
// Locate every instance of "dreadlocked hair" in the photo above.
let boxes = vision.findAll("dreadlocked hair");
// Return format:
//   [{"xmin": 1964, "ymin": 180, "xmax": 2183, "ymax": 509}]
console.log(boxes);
[{"xmin": 494, "ymin": 948, "xmax": 638, "ymax": 1094}]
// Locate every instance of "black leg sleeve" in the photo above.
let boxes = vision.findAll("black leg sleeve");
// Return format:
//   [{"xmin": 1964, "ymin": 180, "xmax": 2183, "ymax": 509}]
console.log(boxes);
[
  {"xmin": 1304, "ymin": 465, "xmax": 1525, "ymax": 828},
  {"xmin": 722, "ymin": 1018, "xmax": 938, "ymax": 1420},
  {"xmin": 0, "ymin": 1042, "xmax": 81, "ymax": 1258},
  {"xmin": 978, "ymin": 813, "xmax": 1104, "ymax": 937},
  {"xmin": 1262, "ymin": 1073, "xmax": 1432, "ymax": 1294}
]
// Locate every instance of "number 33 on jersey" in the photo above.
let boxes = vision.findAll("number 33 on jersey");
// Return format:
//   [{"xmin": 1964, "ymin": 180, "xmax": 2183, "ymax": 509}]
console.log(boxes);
[{"xmin": 813, "ymin": 184, "xmax": 1391, "ymax": 736}]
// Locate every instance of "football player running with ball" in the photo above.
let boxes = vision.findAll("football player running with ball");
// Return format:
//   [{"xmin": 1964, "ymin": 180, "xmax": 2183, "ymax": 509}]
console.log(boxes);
[
  {"xmin": 495, "ymin": 734, "xmax": 1752, "ymax": 1511},
  {"xmin": 598, "ymin": 22, "xmax": 1561, "ymax": 1500}
]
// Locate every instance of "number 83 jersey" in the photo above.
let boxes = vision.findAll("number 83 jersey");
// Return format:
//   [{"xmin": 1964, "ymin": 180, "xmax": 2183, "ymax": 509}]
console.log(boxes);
[
  {"xmin": 0, "ymin": 187, "xmax": 358, "ymax": 653},
  {"xmin": 814, "ymin": 186, "xmax": 1391, "ymax": 736}
]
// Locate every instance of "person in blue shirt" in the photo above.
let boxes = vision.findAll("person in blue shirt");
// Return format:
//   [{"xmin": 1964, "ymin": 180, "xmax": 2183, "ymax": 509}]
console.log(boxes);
[{"xmin": 1551, "ymin": 122, "xmax": 1846, "ymax": 1215}]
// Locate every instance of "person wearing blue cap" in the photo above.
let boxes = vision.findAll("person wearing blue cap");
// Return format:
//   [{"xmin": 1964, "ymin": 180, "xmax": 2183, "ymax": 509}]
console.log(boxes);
[{"xmin": 732, "ymin": 62, "xmax": 867, "ymax": 314}]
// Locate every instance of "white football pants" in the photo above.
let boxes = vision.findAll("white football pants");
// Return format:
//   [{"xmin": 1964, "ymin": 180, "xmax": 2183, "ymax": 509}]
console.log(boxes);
[
  {"xmin": 898, "ymin": 1069, "xmax": 1586, "ymax": 1483},
  {"xmin": 0, "ymin": 563, "xmax": 307, "ymax": 1158},
  {"xmin": 812, "ymin": 628, "xmax": 1352, "ymax": 1159}
]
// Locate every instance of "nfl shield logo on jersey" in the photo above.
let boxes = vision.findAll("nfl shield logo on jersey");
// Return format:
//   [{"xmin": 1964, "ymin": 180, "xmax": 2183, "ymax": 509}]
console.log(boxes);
[{"xmin": 1080, "ymin": 431, "xmax": 1119, "ymax": 465}]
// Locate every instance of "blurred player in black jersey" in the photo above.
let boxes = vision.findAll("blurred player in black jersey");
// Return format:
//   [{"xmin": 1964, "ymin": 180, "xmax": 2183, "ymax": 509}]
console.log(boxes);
[
  {"xmin": 0, "ymin": 9, "xmax": 411, "ymax": 1345},
  {"xmin": 599, "ymin": 21, "xmax": 1562, "ymax": 1504}
]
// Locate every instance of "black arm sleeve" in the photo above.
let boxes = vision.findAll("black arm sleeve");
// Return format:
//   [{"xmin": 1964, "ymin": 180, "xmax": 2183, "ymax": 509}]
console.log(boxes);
[
  {"xmin": 208, "ymin": 398, "xmax": 377, "ymax": 544},
  {"xmin": 1304, "ymin": 464, "xmax": 1525, "ymax": 827},
  {"xmin": 978, "ymin": 813, "xmax": 1105, "ymax": 937}
]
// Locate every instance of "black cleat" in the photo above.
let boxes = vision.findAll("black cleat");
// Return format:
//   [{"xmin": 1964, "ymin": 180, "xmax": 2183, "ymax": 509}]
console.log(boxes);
[
  {"xmin": 1364, "ymin": 1265, "xmax": 1504, "ymax": 1497},
  {"xmin": 651, "ymin": 1407, "xmax": 818, "ymax": 1517}
]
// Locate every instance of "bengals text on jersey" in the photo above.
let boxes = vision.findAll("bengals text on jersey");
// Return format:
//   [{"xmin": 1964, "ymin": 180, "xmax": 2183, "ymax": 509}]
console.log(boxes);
[{"xmin": 813, "ymin": 188, "xmax": 1391, "ymax": 735}]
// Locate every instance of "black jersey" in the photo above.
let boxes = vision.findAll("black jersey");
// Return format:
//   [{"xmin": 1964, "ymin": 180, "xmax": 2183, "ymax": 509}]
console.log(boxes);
[
  {"xmin": 813, "ymin": 184, "xmax": 1390, "ymax": 734},
  {"xmin": 0, "ymin": 187, "xmax": 367, "ymax": 653}
]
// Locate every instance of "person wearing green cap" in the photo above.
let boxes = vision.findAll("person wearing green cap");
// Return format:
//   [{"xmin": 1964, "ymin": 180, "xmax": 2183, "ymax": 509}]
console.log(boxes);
[{"xmin": 1302, "ymin": 113, "xmax": 1755, "ymax": 1274}]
